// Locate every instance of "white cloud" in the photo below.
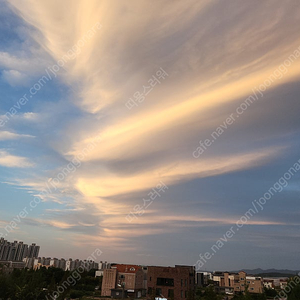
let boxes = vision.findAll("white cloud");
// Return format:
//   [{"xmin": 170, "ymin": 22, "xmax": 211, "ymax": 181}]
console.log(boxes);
[
  {"xmin": 5, "ymin": 0, "xmax": 300, "ymax": 251},
  {"xmin": 0, "ymin": 51, "xmax": 50, "ymax": 76},
  {"xmin": 76, "ymin": 147, "xmax": 284, "ymax": 200},
  {"xmin": 1, "ymin": 69, "xmax": 29, "ymax": 87},
  {"xmin": 0, "ymin": 112, "xmax": 40, "ymax": 125},
  {"xmin": 0, "ymin": 131, "xmax": 34, "ymax": 140},
  {"xmin": 0, "ymin": 150, "xmax": 34, "ymax": 168},
  {"xmin": 22, "ymin": 112, "xmax": 39, "ymax": 121}
]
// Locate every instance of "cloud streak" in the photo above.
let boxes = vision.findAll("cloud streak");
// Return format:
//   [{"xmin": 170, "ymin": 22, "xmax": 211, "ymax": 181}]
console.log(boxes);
[
  {"xmin": 0, "ymin": 131, "xmax": 34, "ymax": 140},
  {"xmin": 0, "ymin": 150, "xmax": 34, "ymax": 168},
  {"xmin": 1, "ymin": 0, "xmax": 300, "ymax": 268}
]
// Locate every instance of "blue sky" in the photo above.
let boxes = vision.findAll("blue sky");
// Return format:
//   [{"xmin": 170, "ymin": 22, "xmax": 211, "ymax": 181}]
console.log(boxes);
[{"xmin": 0, "ymin": 0, "xmax": 300, "ymax": 271}]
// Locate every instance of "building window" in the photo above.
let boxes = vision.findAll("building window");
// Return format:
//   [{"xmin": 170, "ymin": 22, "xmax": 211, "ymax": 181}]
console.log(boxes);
[
  {"xmin": 156, "ymin": 278, "xmax": 174, "ymax": 286},
  {"xmin": 185, "ymin": 291, "xmax": 188, "ymax": 298},
  {"xmin": 148, "ymin": 288, "xmax": 152, "ymax": 295},
  {"xmin": 181, "ymin": 290, "xmax": 183, "ymax": 298},
  {"xmin": 185, "ymin": 279, "xmax": 187, "ymax": 287},
  {"xmin": 156, "ymin": 288, "xmax": 162, "ymax": 296},
  {"xmin": 247, "ymin": 281, "xmax": 250, "ymax": 284},
  {"xmin": 150, "ymin": 277, "xmax": 152, "ymax": 282},
  {"xmin": 250, "ymin": 288, "xmax": 254, "ymax": 291},
  {"xmin": 168, "ymin": 289, "xmax": 174, "ymax": 298}
]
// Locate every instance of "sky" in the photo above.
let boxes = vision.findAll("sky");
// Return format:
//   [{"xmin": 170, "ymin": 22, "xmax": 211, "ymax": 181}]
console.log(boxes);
[{"xmin": 0, "ymin": 0, "xmax": 300, "ymax": 271}]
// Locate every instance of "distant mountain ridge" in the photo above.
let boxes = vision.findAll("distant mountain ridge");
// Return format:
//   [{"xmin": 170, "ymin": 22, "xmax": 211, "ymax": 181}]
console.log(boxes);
[{"xmin": 231, "ymin": 268, "xmax": 300, "ymax": 276}]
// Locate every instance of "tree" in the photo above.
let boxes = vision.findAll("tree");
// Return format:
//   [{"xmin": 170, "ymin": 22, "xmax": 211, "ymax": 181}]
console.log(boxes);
[
  {"xmin": 204, "ymin": 285, "xmax": 219, "ymax": 300},
  {"xmin": 287, "ymin": 282, "xmax": 300, "ymax": 300},
  {"xmin": 0, "ymin": 274, "xmax": 10, "ymax": 299},
  {"xmin": 187, "ymin": 288, "xmax": 195, "ymax": 300},
  {"xmin": 263, "ymin": 287, "xmax": 277, "ymax": 297}
]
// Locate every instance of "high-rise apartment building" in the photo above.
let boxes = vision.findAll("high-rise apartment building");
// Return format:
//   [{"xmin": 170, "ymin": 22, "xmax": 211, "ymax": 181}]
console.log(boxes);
[
  {"xmin": 0, "ymin": 238, "xmax": 40, "ymax": 262},
  {"xmin": 28, "ymin": 243, "xmax": 40, "ymax": 258}
]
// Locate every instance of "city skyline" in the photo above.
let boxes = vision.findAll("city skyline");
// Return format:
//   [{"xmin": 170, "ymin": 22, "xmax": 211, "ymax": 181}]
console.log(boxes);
[{"xmin": 0, "ymin": 0, "xmax": 300, "ymax": 270}]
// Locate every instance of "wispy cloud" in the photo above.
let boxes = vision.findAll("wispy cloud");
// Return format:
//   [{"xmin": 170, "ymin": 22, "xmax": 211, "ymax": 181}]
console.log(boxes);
[
  {"xmin": 0, "ymin": 131, "xmax": 34, "ymax": 140},
  {"xmin": 0, "ymin": 150, "xmax": 34, "ymax": 168},
  {"xmin": 2, "ymin": 0, "xmax": 300, "ymax": 268},
  {"xmin": 1, "ymin": 69, "xmax": 29, "ymax": 87}
]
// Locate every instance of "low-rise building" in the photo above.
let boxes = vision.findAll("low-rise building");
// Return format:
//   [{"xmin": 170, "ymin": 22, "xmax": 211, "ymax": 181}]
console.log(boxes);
[
  {"xmin": 263, "ymin": 279, "xmax": 275, "ymax": 289},
  {"xmin": 147, "ymin": 265, "xmax": 195, "ymax": 300},
  {"xmin": 102, "ymin": 268, "xmax": 118, "ymax": 296},
  {"xmin": 0, "ymin": 261, "xmax": 25, "ymax": 273},
  {"xmin": 196, "ymin": 272, "xmax": 212, "ymax": 287},
  {"xmin": 279, "ymin": 279, "xmax": 288, "ymax": 290},
  {"xmin": 213, "ymin": 271, "xmax": 263, "ymax": 294},
  {"xmin": 101, "ymin": 264, "xmax": 145, "ymax": 298}
]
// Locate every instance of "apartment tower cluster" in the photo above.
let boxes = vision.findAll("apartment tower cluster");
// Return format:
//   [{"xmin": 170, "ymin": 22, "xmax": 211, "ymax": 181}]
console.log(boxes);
[
  {"xmin": 0, "ymin": 238, "xmax": 40, "ymax": 262},
  {"xmin": 31, "ymin": 257, "xmax": 99, "ymax": 272}
]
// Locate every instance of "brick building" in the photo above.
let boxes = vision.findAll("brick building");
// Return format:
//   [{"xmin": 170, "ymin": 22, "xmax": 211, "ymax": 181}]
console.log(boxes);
[
  {"xmin": 147, "ymin": 265, "xmax": 195, "ymax": 300},
  {"xmin": 101, "ymin": 264, "xmax": 145, "ymax": 298},
  {"xmin": 102, "ymin": 268, "xmax": 118, "ymax": 296},
  {"xmin": 213, "ymin": 271, "xmax": 263, "ymax": 294}
]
